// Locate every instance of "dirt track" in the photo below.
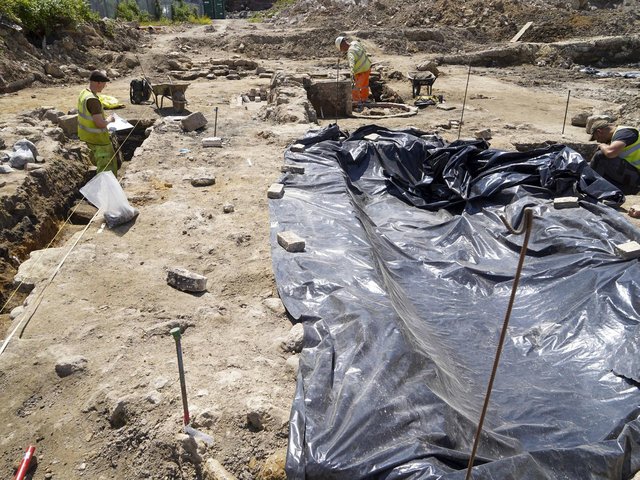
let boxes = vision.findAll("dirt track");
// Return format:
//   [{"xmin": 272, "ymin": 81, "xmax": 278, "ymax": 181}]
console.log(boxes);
[{"xmin": 1, "ymin": 18, "xmax": 640, "ymax": 479}]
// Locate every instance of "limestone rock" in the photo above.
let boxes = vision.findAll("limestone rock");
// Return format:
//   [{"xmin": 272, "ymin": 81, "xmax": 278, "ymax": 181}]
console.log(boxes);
[
  {"xmin": 14, "ymin": 247, "xmax": 65, "ymax": 293},
  {"xmin": 55, "ymin": 355, "xmax": 88, "ymax": 378},
  {"xmin": 474, "ymin": 128, "xmax": 492, "ymax": 140},
  {"xmin": 191, "ymin": 177, "xmax": 216, "ymax": 187},
  {"xmin": 57, "ymin": 114, "xmax": 78, "ymax": 137},
  {"xmin": 267, "ymin": 183, "xmax": 285, "ymax": 199},
  {"xmin": 264, "ymin": 297, "xmax": 285, "ymax": 314},
  {"xmin": 586, "ymin": 114, "xmax": 615, "ymax": 134},
  {"xmin": 167, "ymin": 267, "xmax": 208, "ymax": 293},
  {"xmin": 571, "ymin": 112, "xmax": 590, "ymax": 127},
  {"xmin": 416, "ymin": 60, "xmax": 440, "ymax": 77},
  {"xmin": 277, "ymin": 231, "xmax": 305, "ymax": 253},
  {"xmin": 203, "ymin": 458, "xmax": 237, "ymax": 480},
  {"xmin": 181, "ymin": 112, "xmax": 208, "ymax": 132},
  {"xmin": 257, "ymin": 448, "xmax": 287, "ymax": 480},
  {"xmin": 281, "ymin": 323, "xmax": 304, "ymax": 353},
  {"xmin": 285, "ymin": 355, "xmax": 299, "ymax": 377}
]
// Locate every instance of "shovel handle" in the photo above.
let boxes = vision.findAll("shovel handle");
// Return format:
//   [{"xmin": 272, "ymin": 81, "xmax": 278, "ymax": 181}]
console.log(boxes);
[{"xmin": 170, "ymin": 327, "xmax": 190, "ymax": 425}]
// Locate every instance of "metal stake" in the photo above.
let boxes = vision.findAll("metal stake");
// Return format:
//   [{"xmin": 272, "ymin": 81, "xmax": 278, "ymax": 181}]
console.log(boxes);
[
  {"xmin": 214, "ymin": 107, "xmax": 218, "ymax": 137},
  {"xmin": 336, "ymin": 58, "xmax": 340, "ymax": 124},
  {"xmin": 171, "ymin": 327, "xmax": 190, "ymax": 425},
  {"xmin": 561, "ymin": 90, "xmax": 571, "ymax": 136},
  {"xmin": 458, "ymin": 65, "xmax": 472, "ymax": 141},
  {"xmin": 464, "ymin": 208, "xmax": 534, "ymax": 480}
]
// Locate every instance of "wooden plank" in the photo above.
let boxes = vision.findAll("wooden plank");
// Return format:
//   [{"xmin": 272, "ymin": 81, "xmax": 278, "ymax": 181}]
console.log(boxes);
[{"xmin": 510, "ymin": 21, "xmax": 533, "ymax": 43}]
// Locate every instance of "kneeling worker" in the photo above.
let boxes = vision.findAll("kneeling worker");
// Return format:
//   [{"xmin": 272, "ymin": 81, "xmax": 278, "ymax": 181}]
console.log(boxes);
[
  {"xmin": 589, "ymin": 119, "xmax": 640, "ymax": 194},
  {"xmin": 335, "ymin": 36, "xmax": 372, "ymax": 107},
  {"xmin": 77, "ymin": 69, "xmax": 119, "ymax": 176}
]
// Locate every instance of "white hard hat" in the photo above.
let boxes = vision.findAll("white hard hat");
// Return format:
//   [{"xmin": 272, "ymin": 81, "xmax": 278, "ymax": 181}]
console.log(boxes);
[{"xmin": 335, "ymin": 36, "xmax": 345, "ymax": 50}]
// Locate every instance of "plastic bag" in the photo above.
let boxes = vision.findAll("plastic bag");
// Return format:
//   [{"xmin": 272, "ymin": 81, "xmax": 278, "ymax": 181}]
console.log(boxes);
[
  {"xmin": 8, "ymin": 147, "xmax": 34, "ymax": 169},
  {"xmin": 80, "ymin": 171, "xmax": 139, "ymax": 228}
]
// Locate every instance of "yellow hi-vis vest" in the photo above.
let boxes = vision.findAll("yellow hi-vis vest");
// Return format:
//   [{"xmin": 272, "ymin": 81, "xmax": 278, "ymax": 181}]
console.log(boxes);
[
  {"xmin": 77, "ymin": 89, "xmax": 110, "ymax": 145},
  {"xmin": 616, "ymin": 126, "xmax": 640, "ymax": 170},
  {"xmin": 348, "ymin": 41, "xmax": 372, "ymax": 75}
]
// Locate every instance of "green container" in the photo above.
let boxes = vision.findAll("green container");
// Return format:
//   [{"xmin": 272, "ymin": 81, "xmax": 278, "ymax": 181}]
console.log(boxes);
[{"xmin": 203, "ymin": 0, "xmax": 225, "ymax": 18}]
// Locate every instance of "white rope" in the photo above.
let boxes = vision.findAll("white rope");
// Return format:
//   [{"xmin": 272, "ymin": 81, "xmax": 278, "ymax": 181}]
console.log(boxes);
[{"xmin": 0, "ymin": 209, "xmax": 101, "ymax": 355}]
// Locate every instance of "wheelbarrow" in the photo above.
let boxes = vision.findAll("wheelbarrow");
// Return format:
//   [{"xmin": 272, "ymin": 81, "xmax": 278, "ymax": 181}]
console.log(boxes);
[
  {"xmin": 150, "ymin": 82, "xmax": 190, "ymax": 112},
  {"xmin": 407, "ymin": 71, "xmax": 437, "ymax": 98}
]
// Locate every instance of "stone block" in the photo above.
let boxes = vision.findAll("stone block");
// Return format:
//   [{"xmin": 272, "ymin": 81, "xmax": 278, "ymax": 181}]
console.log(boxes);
[
  {"xmin": 191, "ymin": 177, "xmax": 216, "ymax": 187},
  {"xmin": 202, "ymin": 137, "xmax": 222, "ymax": 147},
  {"xmin": 14, "ymin": 247, "xmax": 65, "ymax": 293},
  {"xmin": 44, "ymin": 109, "xmax": 64, "ymax": 124},
  {"xmin": 204, "ymin": 458, "xmax": 236, "ymax": 480},
  {"xmin": 586, "ymin": 114, "xmax": 615, "ymax": 134},
  {"xmin": 364, "ymin": 133, "xmax": 380, "ymax": 141},
  {"xmin": 281, "ymin": 323, "xmax": 304, "ymax": 353},
  {"xmin": 70, "ymin": 202, "xmax": 99, "ymax": 225},
  {"xmin": 290, "ymin": 143, "xmax": 306, "ymax": 152},
  {"xmin": 553, "ymin": 196, "xmax": 579, "ymax": 209},
  {"xmin": 615, "ymin": 241, "xmax": 640, "ymax": 260},
  {"xmin": 55, "ymin": 355, "xmax": 88, "ymax": 378},
  {"xmin": 571, "ymin": 112, "xmax": 590, "ymax": 127},
  {"xmin": 474, "ymin": 128, "xmax": 492, "ymax": 140},
  {"xmin": 180, "ymin": 112, "xmax": 208, "ymax": 132},
  {"xmin": 280, "ymin": 165, "xmax": 305, "ymax": 174},
  {"xmin": 167, "ymin": 267, "xmax": 208, "ymax": 292},
  {"xmin": 267, "ymin": 183, "xmax": 284, "ymax": 199},
  {"xmin": 277, "ymin": 231, "xmax": 305, "ymax": 253},
  {"xmin": 57, "ymin": 114, "xmax": 78, "ymax": 137},
  {"xmin": 437, "ymin": 104, "xmax": 456, "ymax": 111}
]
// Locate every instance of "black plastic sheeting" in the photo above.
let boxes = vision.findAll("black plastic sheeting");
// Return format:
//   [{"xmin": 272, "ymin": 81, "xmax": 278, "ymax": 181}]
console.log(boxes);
[{"xmin": 269, "ymin": 124, "xmax": 640, "ymax": 480}]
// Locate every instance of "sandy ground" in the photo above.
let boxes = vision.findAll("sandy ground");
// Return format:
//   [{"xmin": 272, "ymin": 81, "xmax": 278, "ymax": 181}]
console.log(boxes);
[{"xmin": 1, "ymin": 20, "xmax": 639, "ymax": 479}]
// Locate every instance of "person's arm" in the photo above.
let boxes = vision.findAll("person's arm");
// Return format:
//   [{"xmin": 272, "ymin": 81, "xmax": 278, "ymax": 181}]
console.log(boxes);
[
  {"xmin": 86, "ymin": 96, "xmax": 114, "ymax": 129},
  {"xmin": 599, "ymin": 140, "xmax": 627, "ymax": 158},
  {"xmin": 92, "ymin": 112, "xmax": 114, "ymax": 129}
]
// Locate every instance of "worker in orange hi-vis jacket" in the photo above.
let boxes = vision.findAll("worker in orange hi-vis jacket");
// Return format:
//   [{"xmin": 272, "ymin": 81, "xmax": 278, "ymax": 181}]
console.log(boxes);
[{"xmin": 335, "ymin": 36, "xmax": 372, "ymax": 109}]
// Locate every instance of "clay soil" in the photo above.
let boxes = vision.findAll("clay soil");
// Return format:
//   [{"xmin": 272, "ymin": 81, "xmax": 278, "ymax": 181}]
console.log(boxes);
[{"xmin": 0, "ymin": 5, "xmax": 640, "ymax": 480}]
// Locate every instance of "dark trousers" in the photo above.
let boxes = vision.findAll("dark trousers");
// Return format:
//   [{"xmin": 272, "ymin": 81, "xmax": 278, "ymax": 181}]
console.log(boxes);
[{"xmin": 590, "ymin": 151, "xmax": 640, "ymax": 195}]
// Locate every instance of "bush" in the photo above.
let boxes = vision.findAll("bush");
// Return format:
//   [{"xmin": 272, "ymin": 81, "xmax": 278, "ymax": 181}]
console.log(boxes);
[
  {"xmin": 0, "ymin": 0, "xmax": 98, "ymax": 38},
  {"xmin": 116, "ymin": 0, "xmax": 150, "ymax": 22},
  {"xmin": 171, "ymin": 0, "xmax": 197, "ymax": 22}
]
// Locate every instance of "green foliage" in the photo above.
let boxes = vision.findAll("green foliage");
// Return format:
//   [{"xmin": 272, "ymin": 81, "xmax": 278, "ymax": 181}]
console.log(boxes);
[
  {"xmin": 188, "ymin": 14, "xmax": 211, "ymax": 24},
  {"xmin": 0, "ymin": 0, "xmax": 98, "ymax": 37},
  {"xmin": 171, "ymin": 0, "xmax": 197, "ymax": 22},
  {"xmin": 116, "ymin": 0, "xmax": 150, "ymax": 22}
]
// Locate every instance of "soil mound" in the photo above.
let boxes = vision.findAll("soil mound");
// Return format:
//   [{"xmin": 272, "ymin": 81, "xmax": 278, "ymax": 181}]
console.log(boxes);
[
  {"xmin": 268, "ymin": 0, "xmax": 638, "ymax": 44},
  {"xmin": 0, "ymin": 19, "xmax": 142, "ymax": 93}
]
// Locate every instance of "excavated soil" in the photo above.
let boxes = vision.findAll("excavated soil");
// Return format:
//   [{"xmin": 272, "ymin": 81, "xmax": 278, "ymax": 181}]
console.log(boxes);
[{"xmin": 0, "ymin": 2, "xmax": 639, "ymax": 479}]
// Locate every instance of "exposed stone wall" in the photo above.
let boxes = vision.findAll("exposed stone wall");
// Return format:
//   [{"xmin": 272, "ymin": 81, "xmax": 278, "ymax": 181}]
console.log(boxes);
[{"xmin": 436, "ymin": 36, "xmax": 640, "ymax": 68}]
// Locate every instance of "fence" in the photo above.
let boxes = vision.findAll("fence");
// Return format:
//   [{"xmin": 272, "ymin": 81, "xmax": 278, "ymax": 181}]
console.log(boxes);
[{"xmin": 88, "ymin": 0, "xmax": 205, "ymax": 19}]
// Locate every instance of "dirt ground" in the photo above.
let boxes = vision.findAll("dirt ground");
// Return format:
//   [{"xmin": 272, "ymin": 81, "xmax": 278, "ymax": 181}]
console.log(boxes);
[{"xmin": 1, "ymin": 13, "xmax": 640, "ymax": 480}]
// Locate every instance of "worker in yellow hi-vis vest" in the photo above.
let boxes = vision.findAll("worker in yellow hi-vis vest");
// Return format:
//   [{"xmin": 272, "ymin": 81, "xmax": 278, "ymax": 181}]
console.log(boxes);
[
  {"xmin": 77, "ymin": 70, "xmax": 119, "ymax": 176},
  {"xmin": 589, "ymin": 119, "xmax": 640, "ymax": 195},
  {"xmin": 336, "ymin": 36, "xmax": 372, "ymax": 108}
]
